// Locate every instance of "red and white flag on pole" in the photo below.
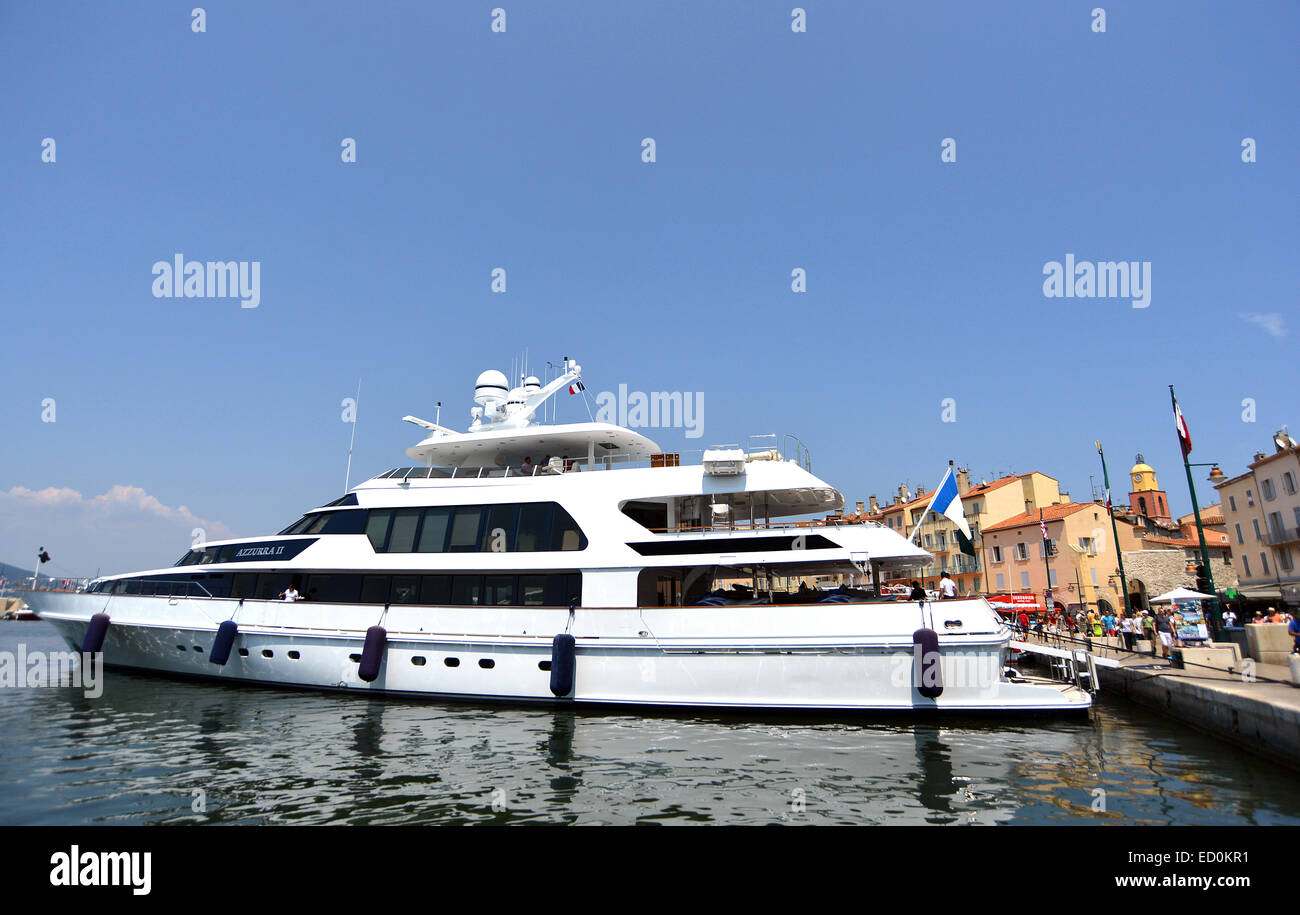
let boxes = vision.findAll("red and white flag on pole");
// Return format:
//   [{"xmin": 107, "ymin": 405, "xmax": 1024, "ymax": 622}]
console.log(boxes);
[
  {"xmin": 1040, "ymin": 517, "xmax": 1049, "ymax": 540},
  {"xmin": 1174, "ymin": 396, "xmax": 1192, "ymax": 456}
]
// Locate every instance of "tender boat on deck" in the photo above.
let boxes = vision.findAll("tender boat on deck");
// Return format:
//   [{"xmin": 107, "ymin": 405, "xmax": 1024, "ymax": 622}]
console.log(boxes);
[{"xmin": 26, "ymin": 357, "xmax": 1089, "ymax": 713}]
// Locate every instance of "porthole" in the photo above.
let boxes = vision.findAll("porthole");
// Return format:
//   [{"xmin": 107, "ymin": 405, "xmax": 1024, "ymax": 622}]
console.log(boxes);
[
  {"xmin": 288, "ymin": 650, "xmax": 300, "ymax": 660},
  {"xmin": 193, "ymin": 645, "xmax": 203, "ymax": 652},
  {"xmin": 479, "ymin": 658, "xmax": 495, "ymax": 669},
  {"xmin": 444, "ymin": 657, "xmax": 460, "ymax": 668},
  {"xmin": 238, "ymin": 648, "xmax": 249, "ymax": 658},
  {"xmin": 349, "ymin": 653, "xmax": 361, "ymax": 663},
  {"xmin": 538, "ymin": 660, "xmax": 552, "ymax": 671},
  {"xmin": 262, "ymin": 649, "xmax": 274, "ymax": 659},
  {"xmin": 411, "ymin": 656, "xmax": 427, "ymax": 666},
  {"xmin": 176, "ymin": 645, "xmax": 186, "ymax": 652}
]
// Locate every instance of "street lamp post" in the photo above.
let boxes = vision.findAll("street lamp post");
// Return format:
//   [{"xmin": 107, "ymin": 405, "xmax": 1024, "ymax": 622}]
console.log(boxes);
[{"xmin": 1095, "ymin": 441, "xmax": 1130, "ymax": 616}]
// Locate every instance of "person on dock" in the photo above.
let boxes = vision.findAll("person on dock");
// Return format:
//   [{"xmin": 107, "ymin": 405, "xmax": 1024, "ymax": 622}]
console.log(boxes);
[
  {"xmin": 1120, "ymin": 614, "xmax": 1135, "ymax": 650},
  {"xmin": 939, "ymin": 572, "xmax": 957, "ymax": 600},
  {"xmin": 1141, "ymin": 611, "xmax": 1156, "ymax": 654},
  {"xmin": 1154, "ymin": 609, "xmax": 1174, "ymax": 658},
  {"xmin": 1222, "ymin": 608, "xmax": 1238, "ymax": 628},
  {"xmin": 1289, "ymin": 613, "xmax": 1300, "ymax": 655}
]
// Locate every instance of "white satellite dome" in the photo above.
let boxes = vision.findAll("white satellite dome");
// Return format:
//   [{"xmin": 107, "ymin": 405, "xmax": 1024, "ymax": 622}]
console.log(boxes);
[
  {"xmin": 523, "ymin": 375, "xmax": 541, "ymax": 395},
  {"xmin": 474, "ymin": 369, "xmax": 509, "ymax": 405}
]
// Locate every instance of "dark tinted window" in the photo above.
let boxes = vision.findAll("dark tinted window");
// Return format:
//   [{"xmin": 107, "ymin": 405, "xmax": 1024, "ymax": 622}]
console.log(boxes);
[
  {"xmin": 451, "ymin": 575, "xmax": 483, "ymax": 605},
  {"xmin": 550, "ymin": 505, "xmax": 586, "ymax": 551},
  {"xmin": 202, "ymin": 574, "xmax": 231, "ymax": 599},
  {"xmin": 416, "ymin": 508, "xmax": 450, "ymax": 552},
  {"xmin": 520, "ymin": 575, "xmax": 546, "ymax": 606},
  {"xmin": 388, "ymin": 509, "xmax": 421, "ymax": 553},
  {"xmin": 256, "ymin": 573, "xmax": 291, "ymax": 600},
  {"xmin": 448, "ymin": 507, "xmax": 483, "ymax": 552},
  {"xmin": 420, "ymin": 575, "xmax": 452, "ymax": 605},
  {"xmin": 361, "ymin": 575, "xmax": 389, "ymax": 604},
  {"xmin": 231, "ymin": 573, "xmax": 257, "ymax": 599},
  {"xmin": 546, "ymin": 573, "xmax": 582, "ymax": 607},
  {"xmin": 365, "ymin": 510, "xmax": 393, "ymax": 551},
  {"xmin": 485, "ymin": 575, "xmax": 515, "ymax": 606},
  {"xmin": 483, "ymin": 505, "xmax": 518, "ymax": 552},
  {"xmin": 516, "ymin": 503, "xmax": 551, "ymax": 552},
  {"xmin": 279, "ymin": 516, "xmax": 316, "ymax": 535},
  {"xmin": 391, "ymin": 575, "xmax": 420, "ymax": 604},
  {"xmin": 320, "ymin": 510, "xmax": 367, "ymax": 535}
]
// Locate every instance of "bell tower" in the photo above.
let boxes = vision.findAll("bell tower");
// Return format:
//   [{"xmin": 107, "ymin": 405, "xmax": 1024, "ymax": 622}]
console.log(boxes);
[{"xmin": 1128, "ymin": 453, "xmax": 1171, "ymax": 523}]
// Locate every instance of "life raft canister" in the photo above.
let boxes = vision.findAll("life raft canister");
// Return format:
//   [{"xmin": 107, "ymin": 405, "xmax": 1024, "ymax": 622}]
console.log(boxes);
[{"xmin": 912, "ymin": 627, "xmax": 943, "ymax": 699}]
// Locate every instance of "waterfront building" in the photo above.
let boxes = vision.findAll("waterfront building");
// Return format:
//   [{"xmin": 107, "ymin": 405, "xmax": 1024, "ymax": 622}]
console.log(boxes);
[
  {"xmin": 1213, "ymin": 428, "xmax": 1300, "ymax": 610},
  {"xmin": 863, "ymin": 470, "xmax": 1066, "ymax": 596},
  {"xmin": 982, "ymin": 501, "xmax": 1144, "ymax": 615}
]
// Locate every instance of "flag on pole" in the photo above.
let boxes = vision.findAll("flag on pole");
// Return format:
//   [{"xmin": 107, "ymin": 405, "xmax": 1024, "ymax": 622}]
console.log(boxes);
[
  {"xmin": 1173, "ymin": 393, "xmax": 1192, "ymax": 456},
  {"xmin": 569, "ymin": 381, "xmax": 585, "ymax": 395},
  {"xmin": 1040, "ymin": 517, "xmax": 1049, "ymax": 541},
  {"xmin": 1104, "ymin": 488, "xmax": 1112, "ymax": 511},
  {"xmin": 909, "ymin": 464, "xmax": 971, "ymax": 545}
]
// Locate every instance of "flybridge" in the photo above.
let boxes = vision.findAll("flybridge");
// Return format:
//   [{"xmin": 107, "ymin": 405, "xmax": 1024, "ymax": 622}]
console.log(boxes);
[{"xmin": 399, "ymin": 356, "xmax": 664, "ymax": 470}]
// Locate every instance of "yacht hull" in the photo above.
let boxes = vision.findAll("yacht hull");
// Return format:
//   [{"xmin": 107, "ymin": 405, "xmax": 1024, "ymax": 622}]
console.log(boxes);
[{"xmin": 27, "ymin": 592, "xmax": 1090, "ymax": 713}]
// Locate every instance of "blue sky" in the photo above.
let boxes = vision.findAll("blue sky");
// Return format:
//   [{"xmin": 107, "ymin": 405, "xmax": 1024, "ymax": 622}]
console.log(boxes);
[{"xmin": 1, "ymin": 2, "xmax": 1296, "ymax": 576}]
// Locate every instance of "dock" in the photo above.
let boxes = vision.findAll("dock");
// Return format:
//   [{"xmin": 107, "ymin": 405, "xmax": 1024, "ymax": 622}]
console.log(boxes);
[{"xmin": 1015, "ymin": 632, "xmax": 1300, "ymax": 768}]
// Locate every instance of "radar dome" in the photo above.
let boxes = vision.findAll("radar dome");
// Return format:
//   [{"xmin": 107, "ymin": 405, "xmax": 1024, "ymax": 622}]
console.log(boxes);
[
  {"xmin": 474, "ymin": 369, "xmax": 509, "ymax": 405},
  {"xmin": 523, "ymin": 375, "xmax": 541, "ymax": 395}
]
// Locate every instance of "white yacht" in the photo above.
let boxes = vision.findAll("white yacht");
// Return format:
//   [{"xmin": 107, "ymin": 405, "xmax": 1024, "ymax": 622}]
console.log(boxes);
[{"xmin": 29, "ymin": 358, "xmax": 1089, "ymax": 712}]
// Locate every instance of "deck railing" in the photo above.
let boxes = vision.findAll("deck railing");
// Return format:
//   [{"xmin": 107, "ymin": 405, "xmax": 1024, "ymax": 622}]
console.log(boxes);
[{"xmin": 367, "ymin": 432, "xmax": 814, "ymax": 482}]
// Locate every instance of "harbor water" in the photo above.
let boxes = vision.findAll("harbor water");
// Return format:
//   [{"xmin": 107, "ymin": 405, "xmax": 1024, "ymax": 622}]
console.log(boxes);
[{"xmin": 1, "ymin": 622, "xmax": 1296, "ymax": 826}]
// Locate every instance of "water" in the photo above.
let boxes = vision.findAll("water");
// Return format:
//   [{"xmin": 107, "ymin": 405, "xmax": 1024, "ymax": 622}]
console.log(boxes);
[{"xmin": 1, "ymin": 621, "xmax": 1296, "ymax": 825}]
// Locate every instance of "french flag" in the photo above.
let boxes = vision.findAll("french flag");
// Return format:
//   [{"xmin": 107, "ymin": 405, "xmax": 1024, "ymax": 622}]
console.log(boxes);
[{"xmin": 569, "ymin": 381, "xmax": 585, "ymax": 395}]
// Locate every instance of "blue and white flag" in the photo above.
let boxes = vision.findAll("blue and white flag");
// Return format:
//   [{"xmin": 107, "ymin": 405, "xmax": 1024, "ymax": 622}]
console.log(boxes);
[{"xmin": 910, "ymin": 464, "xmax": 972, "ymax": 545}]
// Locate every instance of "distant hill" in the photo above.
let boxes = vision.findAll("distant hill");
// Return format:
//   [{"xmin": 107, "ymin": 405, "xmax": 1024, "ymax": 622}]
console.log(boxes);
[{"xmin": 1, "ymin": 561, "xmax": 47, "ymax": 587}]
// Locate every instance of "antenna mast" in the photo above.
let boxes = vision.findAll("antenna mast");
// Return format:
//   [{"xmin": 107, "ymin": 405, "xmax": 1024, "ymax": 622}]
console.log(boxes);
[{"xmin": 344, "ymin": 377, "xmax": 361, "ymax": 493}]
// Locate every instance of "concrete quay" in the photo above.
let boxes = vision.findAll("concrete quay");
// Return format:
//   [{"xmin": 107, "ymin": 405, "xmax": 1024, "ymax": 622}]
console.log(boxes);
[{"xmin": 1023, "ymin": 632, "xmax": 1300, "ymax": 769}]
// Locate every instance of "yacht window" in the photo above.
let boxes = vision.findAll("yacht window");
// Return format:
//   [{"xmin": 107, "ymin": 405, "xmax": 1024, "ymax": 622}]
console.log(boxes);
[
  {"xmin": 416, "ymin": 508, "xmax": 451, "ymax": 552},
  {"xmin": 622, "ymin": 501, "xmax": 668, "ymax": 531},
  {"xmin": 319, "ymin": 510, "xmax": 367, "ymax": 535},
  {"xmin": 360, "ymin": 575, "xmax": 390, "ymax": 604},
  {"xmin": 279, "ymin": 515, "xmax": 317, "ymax": 535},
  {"xmin": 550, "ymin": 505, "xmax": 586, "ymax": 551},
  {"xmin": 231, "ymin": 573, "xmax": 257, "ymax": 599},
  {"xmin": 366, "ymin": 510, "xmax": 394, "ymax": 551},
  {"xmin": 256, "ymin": 573, "xmax": 291, "ymax": 600},
  {"xmin": 483, "ymin": 505, "xmax": 519, "ymax": 552},
  {"xmin": 391, "ymin": 575, "xmax": 420, "ymax": 604},
  {"xmin": 515, "ymin": 503, "xmax": 551, "ymax": 551},
  {"xmin": 485, "ymin": 575, "xmax": 515, "ymax": 606},
  {"xmin": 452, "ymin": 575, "xmax": 483, "ymax": 605},
  {"xmin": 305, "ymin": 513, "xmax": 332, "ymax": 534},
  {"xmin": 520, "ymin": 575, "xmax": 546, "ymax": 606},
  {"xmin": 420, "ymin": 575, "xmax": 452, "ymax": 604},
  {"xmin": 387, "ymin": 509, "xmax": 422, "ymax": 553},
  {"xmin": 448, "ymin": 507, "xmax": 484, "ymax": 552}
]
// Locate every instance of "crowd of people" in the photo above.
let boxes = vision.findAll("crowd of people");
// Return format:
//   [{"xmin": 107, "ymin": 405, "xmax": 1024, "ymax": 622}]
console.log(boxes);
[{"xmin": 1014, "ymin": 603, "xmax": 1300, "ymax": 658}]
